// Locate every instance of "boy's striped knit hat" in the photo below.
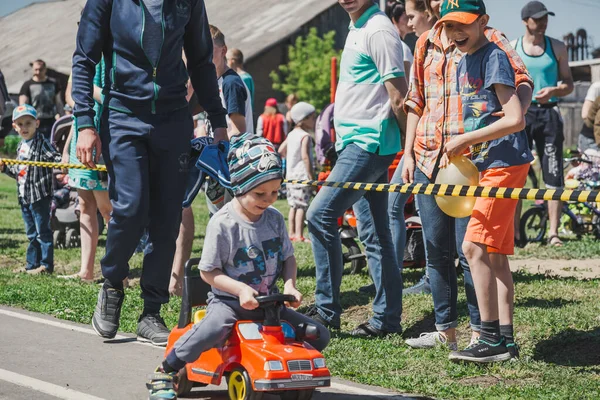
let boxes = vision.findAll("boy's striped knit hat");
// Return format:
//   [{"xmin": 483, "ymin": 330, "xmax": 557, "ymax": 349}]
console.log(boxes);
[{"xmin": 228, "ymin": 132, "xmax": 283, "ymax": 196}]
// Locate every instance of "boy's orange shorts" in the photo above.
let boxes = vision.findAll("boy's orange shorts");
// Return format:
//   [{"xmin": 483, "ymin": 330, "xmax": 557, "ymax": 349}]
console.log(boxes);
[{"xmin": 464, "ymin": 164, "xmax": 530, "ymax": 255}]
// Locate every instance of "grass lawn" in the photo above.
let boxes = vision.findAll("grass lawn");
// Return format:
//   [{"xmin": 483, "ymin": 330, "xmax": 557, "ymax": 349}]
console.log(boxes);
[{"xmin": 0, "ymin": 174, "xmax": 599, "ymax": 399}]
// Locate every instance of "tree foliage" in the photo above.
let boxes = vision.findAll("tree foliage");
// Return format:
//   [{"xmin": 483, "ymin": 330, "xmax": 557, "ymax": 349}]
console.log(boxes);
[{"xmin": 270, "ymin": 28, "xmax": 341, "ymax": 112}]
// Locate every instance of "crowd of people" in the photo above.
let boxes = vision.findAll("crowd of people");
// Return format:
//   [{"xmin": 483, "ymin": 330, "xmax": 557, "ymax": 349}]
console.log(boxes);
[{"xmin": 0, "ymin": 0, "xmax": 598, "ymax": 397}]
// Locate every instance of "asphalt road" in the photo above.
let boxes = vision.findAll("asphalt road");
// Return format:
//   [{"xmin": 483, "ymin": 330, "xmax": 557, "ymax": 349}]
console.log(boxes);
[{"xmin": 0, "ymin": 306, "xmax": 420, "ymax": 400}]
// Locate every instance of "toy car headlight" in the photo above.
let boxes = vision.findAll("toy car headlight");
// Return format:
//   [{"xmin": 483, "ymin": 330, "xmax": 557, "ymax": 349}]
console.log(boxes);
[
  {"xmin": 264, "ymin": 360, "xmax": 284, "ymax": 371},
  {"xmin": 313, "ymin": 358, "xmax": 326, "ymax": 369}
]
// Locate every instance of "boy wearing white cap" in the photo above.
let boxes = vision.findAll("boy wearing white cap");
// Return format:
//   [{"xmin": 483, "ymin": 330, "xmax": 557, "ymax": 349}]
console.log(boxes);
[{"xmin": 278, "ymin": 102, "xmax": 316, "ymax": 242}]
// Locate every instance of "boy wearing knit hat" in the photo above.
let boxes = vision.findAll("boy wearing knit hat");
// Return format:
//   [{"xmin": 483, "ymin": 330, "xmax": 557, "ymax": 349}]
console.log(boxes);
[{"xmin": 146, "ymin": 133, "xmax": 330, "ymax": 400}]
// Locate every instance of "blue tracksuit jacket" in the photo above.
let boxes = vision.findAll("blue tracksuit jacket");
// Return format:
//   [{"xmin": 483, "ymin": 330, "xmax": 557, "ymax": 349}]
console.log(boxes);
[{"xmin": 71, "ymin": 0, "xmax": 226, "ymax": 129}]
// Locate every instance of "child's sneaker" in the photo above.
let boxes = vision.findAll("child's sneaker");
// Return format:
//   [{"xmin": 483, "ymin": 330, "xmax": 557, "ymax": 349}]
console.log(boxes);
[
  {"xmin": 449, "ymin": 338, "xmax": 511, "ymax": 363},
  {"xmin": 147, "ymin": 368, "xmax": 177, "ymax": 400},
  {"xmin": 405, "ymin": 331, "xmax": 457, "ymax": 350}
]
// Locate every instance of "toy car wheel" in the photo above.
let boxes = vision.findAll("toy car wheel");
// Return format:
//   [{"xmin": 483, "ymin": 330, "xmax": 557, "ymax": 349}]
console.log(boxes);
[
  {"xmin": 175, "ymin": 368, "xmax": 194, "ymax": 397},
  {"xmin": 342, "ymin": 238, "xmax": 366, "ymax": 275},
  {"xmin": 280, "ymin": 389, "xmax": 315, "ymax": 400},
  {"xmin": 227, "ymin": 367, "xmax": 263, "ymax": 400}
]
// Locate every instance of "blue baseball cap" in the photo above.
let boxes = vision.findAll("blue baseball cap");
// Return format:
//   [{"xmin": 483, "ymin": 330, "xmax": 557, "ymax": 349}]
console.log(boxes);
[{"xmin": 12, "ymin": 104, "xmax": 37, "ymax": 121}]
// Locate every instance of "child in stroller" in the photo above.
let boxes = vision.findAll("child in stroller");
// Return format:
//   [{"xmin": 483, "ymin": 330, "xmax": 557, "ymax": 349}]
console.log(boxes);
[{"xmin": 50, "ymin": 116, "xmax": 104, "ymax": 249}]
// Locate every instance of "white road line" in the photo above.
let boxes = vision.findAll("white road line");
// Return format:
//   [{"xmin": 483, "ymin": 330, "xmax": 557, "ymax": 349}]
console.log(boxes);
[
  {"xmin": 0, "ymin": 308, "xmax": 156, "ymax": 348},
  {"xmin": 330, "ymin": 381, "xmax": 403, "ymax": 398},
  {"xmin": 0, "ymin": 368, "xmax": 107, "ymax": 400}
]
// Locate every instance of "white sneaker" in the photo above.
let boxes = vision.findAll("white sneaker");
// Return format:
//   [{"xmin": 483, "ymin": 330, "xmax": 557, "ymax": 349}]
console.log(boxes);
[{"xmin": 405, "ymin": 331, "xmax": 458, "ymax": 351}]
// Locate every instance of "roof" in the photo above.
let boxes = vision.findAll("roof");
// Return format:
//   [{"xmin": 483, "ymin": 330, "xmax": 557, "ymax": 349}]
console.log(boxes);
[{"xmin": 0, "ymin": 0, "xmax": 338, "ymax": 93}]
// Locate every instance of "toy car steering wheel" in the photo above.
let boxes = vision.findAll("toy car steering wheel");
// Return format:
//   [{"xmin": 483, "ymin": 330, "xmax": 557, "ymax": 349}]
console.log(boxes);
[
  {"xmin": 255, "ymin": 293, "xmax": 297, "ymax": 307},
  {"xmin": 255, "ymin": 294, "xmax": 297, "ymax": 327}
]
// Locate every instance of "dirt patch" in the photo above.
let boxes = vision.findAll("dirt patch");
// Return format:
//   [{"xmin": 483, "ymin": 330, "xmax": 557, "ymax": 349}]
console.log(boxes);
[
  {"xmin": 459, "ymin": 375, "xmax": 501, "ymax": 387},
  {"xmin": 510, "ymin": 258, "xmax": 600, "ymax": 279}
]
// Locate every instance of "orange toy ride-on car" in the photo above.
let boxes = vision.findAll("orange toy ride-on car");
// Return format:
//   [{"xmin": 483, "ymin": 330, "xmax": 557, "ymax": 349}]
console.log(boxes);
[{"xmin": 165, "ymin": 259, "xmax": 331, "ymax": 400}]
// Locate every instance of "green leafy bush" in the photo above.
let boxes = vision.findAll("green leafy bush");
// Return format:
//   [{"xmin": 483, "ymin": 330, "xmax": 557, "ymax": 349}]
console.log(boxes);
[{"xmin": 270, "ymin": 28, "xmax": 341, "ymax": 112}]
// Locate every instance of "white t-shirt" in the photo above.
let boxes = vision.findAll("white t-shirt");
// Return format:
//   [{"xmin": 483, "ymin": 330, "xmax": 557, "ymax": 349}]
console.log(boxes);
[
  {"xmin": 585, "ymin": 81, "xmax": 600, "ymax": 102},
  {"xmin": 284, "ymin": 127, "xmax": 314, "ymax": 180},
  {"xmin": 16, "ymin": 139, "xmax": 33, "ymax": 198},
  {"xmin": 334, "ymin": 5, "xmax": 405, "ymax": 156}
]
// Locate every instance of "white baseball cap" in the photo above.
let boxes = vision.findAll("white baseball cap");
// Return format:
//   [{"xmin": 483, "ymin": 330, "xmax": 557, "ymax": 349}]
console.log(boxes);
[{"xmin": 290, "ymin": 102, "xmax": 316, "ymax": 124}]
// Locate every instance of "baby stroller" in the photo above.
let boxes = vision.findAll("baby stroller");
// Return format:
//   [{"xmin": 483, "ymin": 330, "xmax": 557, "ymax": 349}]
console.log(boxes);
[{"xmin": 49, "ymin": 116, "xmax": 105, "ymax": 249}]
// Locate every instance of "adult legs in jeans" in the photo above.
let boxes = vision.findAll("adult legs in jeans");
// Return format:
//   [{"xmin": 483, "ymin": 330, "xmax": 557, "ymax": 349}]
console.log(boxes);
[
  {"xmin": 307, "ymin": 144, "xmax": 401, "ymax": 332},
  {"xmin": 353, "ymin": 181, "xmax": 403, "ymax": 332}
]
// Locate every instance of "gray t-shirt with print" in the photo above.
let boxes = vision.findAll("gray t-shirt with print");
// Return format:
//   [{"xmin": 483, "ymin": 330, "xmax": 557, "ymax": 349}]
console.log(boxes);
[{"xmin": 199, "ymin": 202, "xmax": 294, "ymax": 297}]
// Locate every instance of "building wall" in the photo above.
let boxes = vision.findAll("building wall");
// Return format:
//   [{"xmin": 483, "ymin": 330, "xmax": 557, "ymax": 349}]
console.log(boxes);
[{"xmin": 244, "ymin": 5, "xmax": 349, "ymax": 126}]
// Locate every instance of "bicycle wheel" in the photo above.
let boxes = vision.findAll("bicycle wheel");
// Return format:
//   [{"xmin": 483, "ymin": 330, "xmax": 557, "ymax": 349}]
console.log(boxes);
[{"xmin": 520, "ymin": 207, "xmax": 547, "ymax": 244}]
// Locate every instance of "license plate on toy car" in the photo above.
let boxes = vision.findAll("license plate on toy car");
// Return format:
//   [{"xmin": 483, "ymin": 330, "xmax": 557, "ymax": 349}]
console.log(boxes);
[{"xmin": 291, "ymin": 374, "xmax": 313, "ymax": 381}]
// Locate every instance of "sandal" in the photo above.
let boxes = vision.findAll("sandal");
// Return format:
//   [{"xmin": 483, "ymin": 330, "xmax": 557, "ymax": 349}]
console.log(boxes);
[
  {"xmin": 146, "ymin": 370, "xmax": 177, "ymax": 400},
  {"xmin": 548, "ymin": 235, "xmax": 563, "ymax": 247},
  {"xmin": 350, "ymin": 321, "xmax": 392, "ymax": 338}
]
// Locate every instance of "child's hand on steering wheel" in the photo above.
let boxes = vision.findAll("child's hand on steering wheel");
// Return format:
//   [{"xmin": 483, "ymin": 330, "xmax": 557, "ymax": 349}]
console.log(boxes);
[
  {"xmin": 239, "ymin": 286, "xmax": 259, "ymax": 310},
  {"xmin": 283, "ymin": 286, "xmax": 303, "ymax": 309}
]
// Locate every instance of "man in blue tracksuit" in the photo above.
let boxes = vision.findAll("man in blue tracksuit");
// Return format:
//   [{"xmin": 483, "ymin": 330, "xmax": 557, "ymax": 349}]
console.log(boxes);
[{"xmin": 72, "ymin": 0, "xmax": 227, "ymax": 346}]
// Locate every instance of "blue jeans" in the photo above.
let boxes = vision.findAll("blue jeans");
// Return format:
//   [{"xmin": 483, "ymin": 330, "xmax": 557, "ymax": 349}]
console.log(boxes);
[
  {"xmin": 307, "ymin": 144, "xmax": 402, "ymax": 332},
  {"xmin": 21, "ymin": 196, "xmax": 53, "ymax": 272},
  {"xmin": 388, "ymin": 161, "xmax": 480, "ymax": 332}
]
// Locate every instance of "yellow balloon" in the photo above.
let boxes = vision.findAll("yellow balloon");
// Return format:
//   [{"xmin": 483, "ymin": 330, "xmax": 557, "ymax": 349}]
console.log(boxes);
[{"xmin": 434, "ymin": 156, "xmax": 480, "ymax": 218}]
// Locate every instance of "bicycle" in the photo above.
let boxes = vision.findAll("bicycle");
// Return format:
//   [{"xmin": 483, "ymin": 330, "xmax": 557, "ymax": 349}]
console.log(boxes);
[{"xmin": 520, "ymin": 154, "xmax": 600, "ymax": 244}]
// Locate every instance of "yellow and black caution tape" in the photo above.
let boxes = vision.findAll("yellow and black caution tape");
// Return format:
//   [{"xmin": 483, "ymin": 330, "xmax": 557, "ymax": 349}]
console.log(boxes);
[
  {"xmin": 0, "ymin": 158, "xmax": 107, "ymax": 172},
  {"xmin": 1, "ymin": 158, "xmax": 598, "ymax": 202},
  {"xmin": 287, "ymin": 179, "xmax": 600, "ymax": 203}
]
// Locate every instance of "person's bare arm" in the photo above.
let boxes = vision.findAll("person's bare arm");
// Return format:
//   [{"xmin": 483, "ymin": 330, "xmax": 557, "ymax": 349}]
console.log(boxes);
[
  {"xmin": 300, "ymin": 136, "xmax": 314, "ymax": 180},
  {"xmin": 384, "ymin": 76, "xmax": 409, "ymax": 146},
  {"xmin": 401, "ymin": 110, "xmax": 420, "ymax": 183},
  {"xmin": 516, "ymin": 84, "xmax": 533, "ymax": 115},
  {"xmin": 278, "ymin": 139, "xmax": 288, "ymax": 157},
  {"xmin": 200, "ymin": 269, "xmax": 259, "ymax": 310},
  {"xmin": 228, "ymin": 113, "xmax": 246, "ymax": 136},
  {"xmin": 19, "ymin": 95, "xmax": 29, "ymax": 105},
  {"xmin": 583, "ymin": 100, "xmax": 594, "ymax": 119},
  {"xmin": 445, "ymin": 84, "xmax": 525, "ymax": 158},
  {"xmin": 65, "ymin": 79, "xmax": 75, "ymax": 108},
  {"xmin": 535, "ymin": 39, "xmax": 574, "ymax": 103},
  {"xmin": 62, "ymin": 127, "xmax": 74, "ymax": 162}
]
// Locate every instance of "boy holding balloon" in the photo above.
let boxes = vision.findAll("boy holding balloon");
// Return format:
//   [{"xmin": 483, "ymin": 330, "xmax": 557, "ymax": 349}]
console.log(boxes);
[{"xmin": 437, "ymin": 0, "xmax": 533, "ymax": 363}]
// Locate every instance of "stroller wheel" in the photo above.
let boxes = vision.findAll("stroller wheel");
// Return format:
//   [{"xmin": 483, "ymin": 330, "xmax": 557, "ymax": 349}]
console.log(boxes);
[
  {"xmin": 53, "ymin": 230, "xmax": 65, "ymax": 249},
  {"xmin": 65, "ymin": 229, "xmax": 79, "ymax": 249}
]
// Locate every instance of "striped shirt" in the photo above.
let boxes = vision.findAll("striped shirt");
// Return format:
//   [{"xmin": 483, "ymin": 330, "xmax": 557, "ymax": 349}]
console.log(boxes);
[
  {"xmin": 334, "ymin": 5, "xmax": 405, "ymax": 156},
  {"xmin": 404, "ymin": 26, "xmax": 533, "ymax": 179},
  {"xmin": 3, "ymin": 132, "xmax": 61, "ymax": 205}
]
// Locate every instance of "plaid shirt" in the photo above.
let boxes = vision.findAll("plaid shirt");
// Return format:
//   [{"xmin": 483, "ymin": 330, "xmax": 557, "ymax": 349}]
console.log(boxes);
[
  {"xmin": 3, "ymin": 132, "xmax": 61, "ymax": 205},
  {"xmin": 404, "ymin": 26, "xmax": 533, "ymax": 179}
]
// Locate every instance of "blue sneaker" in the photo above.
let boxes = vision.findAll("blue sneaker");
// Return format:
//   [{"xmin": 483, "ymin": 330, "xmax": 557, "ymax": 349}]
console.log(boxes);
[{"xmin": 403, "ymin": 275, "xmax": 431, "ymax": 295}]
